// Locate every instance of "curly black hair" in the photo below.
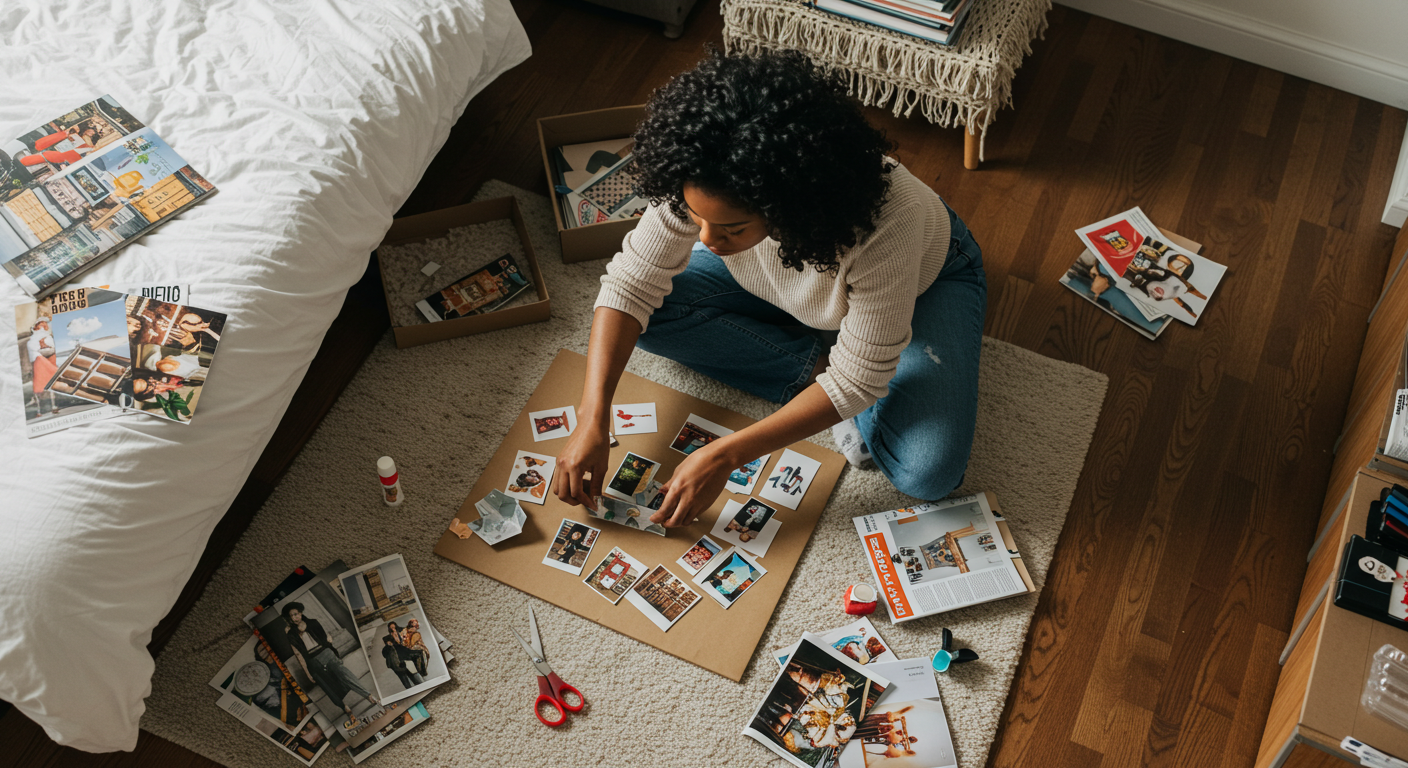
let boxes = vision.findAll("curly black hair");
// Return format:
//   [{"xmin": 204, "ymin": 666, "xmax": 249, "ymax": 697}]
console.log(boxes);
[{"xmin": 632, "ymin": 49, "xmax": 894, "ymax": 273}]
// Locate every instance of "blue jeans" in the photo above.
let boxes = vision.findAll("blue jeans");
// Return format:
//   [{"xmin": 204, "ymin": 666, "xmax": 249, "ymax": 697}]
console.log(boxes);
[{"xmin": 636, "ymin": 205, "xmax": 986, "ymax": 500}]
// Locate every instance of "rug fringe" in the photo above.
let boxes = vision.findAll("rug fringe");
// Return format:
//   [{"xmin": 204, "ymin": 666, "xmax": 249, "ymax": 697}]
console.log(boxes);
[{"xmin": 721, "ymin": 0, "xmax": 1052, "ymax": 161}]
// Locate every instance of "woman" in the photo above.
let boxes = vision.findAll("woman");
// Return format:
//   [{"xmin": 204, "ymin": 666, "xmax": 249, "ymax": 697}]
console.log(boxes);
[
  {"xmin": 554, "ymin": 526, "xmax": 589, "ymax": 565},
  {"xmin": 554, "ymin": 50, "xmax": 984, "ymax": 525},
  {"xmin": 281, "ymin": 602, "xmax": 378, "ymax": 717},
  {"xmin": 403, "ymin": 618, "xmax": 430, "ymax": 676},
  {"xmin": 381, "ymin": 636, "xmax": 423, "ymax": 689}
]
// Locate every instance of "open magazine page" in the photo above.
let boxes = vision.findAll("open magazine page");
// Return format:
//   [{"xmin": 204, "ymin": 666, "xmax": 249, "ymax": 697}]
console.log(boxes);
[
  {"xmin": 1059, "ymin": 249, "xmax": 1172, "ymax": 340},
  {"xmin": 742, "ymin": 633, "xmax": 892, "ymax": 768},
  {"xmin": 1074, "ymin": 207, "xmax": 1226, "ymax": 326},
  {"xmin": 346, "ymin": 701, "xmax": 429, "ymax": 764},
  {"xmin": 0, "ymin": 95, "xmax": 217, "ymax": 298},
  {"xmin": 207, "ymin": 633, "xmax": 331, "ymax": 766},
  {"xmin": 836, "ymin": 658, "xmax": 957, "ymax": 768},
  {"xmin": 853, "ymin": 493, "xmax": 1025, "ymax": 622}
]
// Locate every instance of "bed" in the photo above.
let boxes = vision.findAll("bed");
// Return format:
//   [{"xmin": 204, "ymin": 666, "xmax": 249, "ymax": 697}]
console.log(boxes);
[{"xmin": 0, "ymin": 0, "xmax": 530, "ymax": 752}]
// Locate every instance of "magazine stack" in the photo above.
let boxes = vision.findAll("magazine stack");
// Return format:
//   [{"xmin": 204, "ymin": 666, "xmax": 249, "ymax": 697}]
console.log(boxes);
[
  {"xmin": 808, "ymin": 0, "xmax": 975, "ymax": 46},
  {"xmin": 1060, "ymin": 206, "xmax": 1228, "ymax": 340},
  {"xmin": 547, "ymin": 137, "xmax": 648, "ymax": 229},
  {"xmin": 208, "ymin": 555, "xmax": 453, "ymax": 765}
]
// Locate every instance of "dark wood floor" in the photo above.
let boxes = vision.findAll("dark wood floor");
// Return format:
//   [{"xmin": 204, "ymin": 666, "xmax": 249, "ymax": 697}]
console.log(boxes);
[{"xmin": 2, "ymin": 2, "xmax": 1405, "ymax": 766}]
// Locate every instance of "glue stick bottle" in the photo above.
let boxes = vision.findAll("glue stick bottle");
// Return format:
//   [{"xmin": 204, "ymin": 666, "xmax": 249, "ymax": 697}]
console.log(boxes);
[{"xmin": 378, "ymin": 456, "xmax": 403, "ymax": 506}]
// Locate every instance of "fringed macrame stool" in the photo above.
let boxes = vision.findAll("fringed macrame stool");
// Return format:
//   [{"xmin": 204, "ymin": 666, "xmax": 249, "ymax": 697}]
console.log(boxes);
[{"xmin": 722, "ymin": 0, "xmax": 1051, "ymax": 169}]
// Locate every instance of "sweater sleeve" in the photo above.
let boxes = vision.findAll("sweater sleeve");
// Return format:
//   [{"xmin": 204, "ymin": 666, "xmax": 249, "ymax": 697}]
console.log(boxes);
[
  {"xmin": 815, "ymin": 202, "xmax": 927, "ymax": 420},
  {"xmin": 594, "ymin": 202, "xmax": 701, "ymax": 332}
]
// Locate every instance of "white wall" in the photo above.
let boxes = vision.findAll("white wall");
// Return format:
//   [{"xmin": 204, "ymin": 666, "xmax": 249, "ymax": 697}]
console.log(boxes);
[{"xmin": 1058, "ymin": 0, "xmax": 1408, "ymax": 225}]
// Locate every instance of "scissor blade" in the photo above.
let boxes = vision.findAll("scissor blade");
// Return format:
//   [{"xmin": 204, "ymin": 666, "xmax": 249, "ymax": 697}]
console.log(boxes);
[
  {"xmin": 510, "ymin": 627, "xmax": 541, "ymax": 664},
  {"xmin": 528, "ymin": 606, "xmax": 544, "ymax": 659}
]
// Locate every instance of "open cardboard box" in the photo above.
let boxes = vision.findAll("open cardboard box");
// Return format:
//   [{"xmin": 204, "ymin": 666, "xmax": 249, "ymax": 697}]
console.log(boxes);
[
  {"xmin": 537, "ymin": 104, "xmax": 645, "ymax": 263},
  {"xmin": 377, "ymin": 196, "xmax": 549, "ymax": 349}
]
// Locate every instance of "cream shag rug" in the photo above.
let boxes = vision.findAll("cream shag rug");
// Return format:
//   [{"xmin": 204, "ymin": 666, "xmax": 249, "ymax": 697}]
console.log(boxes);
[{"xmin": 145, "ymin": 182, "xmax": 1107, "ymax": 768}]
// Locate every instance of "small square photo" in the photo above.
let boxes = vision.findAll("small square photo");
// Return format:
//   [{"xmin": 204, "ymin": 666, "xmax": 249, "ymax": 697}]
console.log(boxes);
[
  {"xmin": 582, "ymin": 546, "xmax": 647, "ymax": 604},
  {"xmin": 504, "ymin": 450, "xmax": 556, "ymax": 506},
  {"xmin": 542, "ymin": 519, "xmax": 601, "ymax": 575},
  {"xmin": 669, "ymin": 413, "xmax": 734, "ymax": 455},
  {"xmin": 693, "ymin": 547, "xmax": 767, "ymax": 608},
  {"xmin": 676, "ymin": 535, "xmax": 723, "ymax": 575},
  {"xmin": 529, "ymin": 406, "xmax": 576, "ymax": 442},
  {"xmin": 603, "ymin": 452, "xmax": 660, "ymax": 502}
]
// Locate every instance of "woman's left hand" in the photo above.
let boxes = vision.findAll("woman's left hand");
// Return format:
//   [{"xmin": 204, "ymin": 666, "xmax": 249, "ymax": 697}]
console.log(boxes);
[{"xmin": 650, "ymin": 443, "xmax": 733, "ymax": 528}]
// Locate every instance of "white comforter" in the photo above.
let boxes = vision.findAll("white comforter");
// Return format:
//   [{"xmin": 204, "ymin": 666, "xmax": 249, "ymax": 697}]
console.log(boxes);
[{"xmin": 0, "ymin": 0, "xmax": 529, "ymax": 752}]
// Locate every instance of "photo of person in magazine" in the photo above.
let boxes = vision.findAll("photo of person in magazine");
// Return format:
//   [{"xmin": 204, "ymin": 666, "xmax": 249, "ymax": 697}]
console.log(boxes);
[
  {"xmin": 122, "ymin": 295, "xmax": 226, "ymax": 422},
  {"xmin": 748, "ymin": 640, "xmax": 886, "ymax": 768},
  {"xmin": 1060, "ymin": 250, "xmax": 1170, "ymax": 338}
]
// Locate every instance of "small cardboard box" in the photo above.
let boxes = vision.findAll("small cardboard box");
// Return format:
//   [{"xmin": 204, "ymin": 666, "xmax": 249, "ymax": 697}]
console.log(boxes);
[
  {"xmin": 537, "ymin": 104, "xmax": 646, "ymax": 263},
  {"xmin": 377, "ymin": 196, "xmax": 549, "ymax": 349}
]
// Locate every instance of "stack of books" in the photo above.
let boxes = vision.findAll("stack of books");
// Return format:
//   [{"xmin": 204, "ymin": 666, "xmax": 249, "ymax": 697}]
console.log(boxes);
[
  {"xmin": 548, "ymin": 138, "xmax": 649, "ymax": 229},
  {"xmin": 809, "ymin": 0, "xmax": 975, "ymax": 46}
]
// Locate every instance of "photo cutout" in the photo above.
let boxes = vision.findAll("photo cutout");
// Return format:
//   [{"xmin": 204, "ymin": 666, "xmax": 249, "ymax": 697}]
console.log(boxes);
[
  {"xmin": 603, "ymin": 452, "xmax": 659, "ymax": 502},
  {"xmin": 669, "ymin": 413, "xmax": 734, "ymax": 455},
  {"xmin": 773, "ymin": 617, "xmax": 898, "ymax": 668},
  {"xmin": 759, "ymin": 449, "xmax": 822, "ymax": 511},
  {"xmin": 582, "ymin": 546, "xmax": 647, "ymax": 604},
  {"xmin": 337, "ymin": 554, "xmax": 452, "ymax": 706},
  {"xmin": 504, "ymin": 450, "xmax": 556, "ymax": 505},
  {"xmin": 588, "ymin": 496, "xmax": 668, "ymax": 536},
  {"xmin": 726, "ymin": 453, "xmax": 772, "ymax": 495},
  {"xmin": 611, "ymin": 402, "xmax": 657, "ymax": 435},
  {"xmin": 711, "ymin": 498, "xmax": 782, "ymax": 558},
  {"xmin": 693, "ymin": 547, "xmax": 767, "ymax": 609},
  {"xmin": 625, "ymin": 565, "xmax": 701, "ymax": 632},
  {"xmin": 529, "ymin": 405, "xmax": 576, "ymax": 442},
  {"xmin": 123, "ymin": 294, "xmax": 227, "ymax": 424},
  {"xmin": 542, "ymin": 519, "xmax": 601, "ymax": 575},
  {"xmin": 676, "ymin": 535, "xmax": 724, "ymax": 575}
]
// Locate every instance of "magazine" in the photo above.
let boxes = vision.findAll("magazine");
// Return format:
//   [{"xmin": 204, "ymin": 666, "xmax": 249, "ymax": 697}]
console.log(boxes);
[
  {"xmin": 773, "ymin": 617, "xmax": 898, "ymax": 668},
  {"xmin": 548, "ymin": 138, "xmax": 635, "ymax": 227},
  {"xmin": 248, "ymin": 562, "xmax": 389, "ymax": 746},
  {"xmin": 336, "ymin": 554, "xmax": 452, "ymax": 706},
  {"xmin": 836, "ymin": 658, "xmax": 956, "ymax": 768},
  {"xmin": 1060, "ymin": 249, "xmax": 1173, "ymax": 340},
  {"xmin": 208, "ymin": 634, "xmax": 330, "ymax": 766},
  {"xmin": 345, "ymin": 701, "xmax": 429, "ymax": 764},
  {"xmin": 742, "ymin": 633, "xmax": 892, "ymax": 768},
  {"xmin": 853, "ymin": 492, "xmax": 1032, "ymax": 621},
  {"xmin": 565, "ymin": 152, "xmax": 648, "ymax": 226},
  {"xmin": 0, "ymin": 95, "xmax": 217, "ymax": 298},
  {"xmin": 122, "ymin": 292, "xmax": 227, "ymax": 423},
  {"xmin": 14, "ymin": 287, "xmax": 131, "ymax": 437},
  {"xmin": 1074, "ymin": 207, "xmax": 1226, "ymax": 326},
  {"xmin": 414, "ymin": 252, "xmax": 534, "ymax": 322}
]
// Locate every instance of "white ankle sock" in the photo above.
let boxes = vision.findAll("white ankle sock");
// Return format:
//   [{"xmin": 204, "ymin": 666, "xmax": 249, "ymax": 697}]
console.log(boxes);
[{"xmin": 831, "ymin": 417, "xmax": 873, "ymax": 469}]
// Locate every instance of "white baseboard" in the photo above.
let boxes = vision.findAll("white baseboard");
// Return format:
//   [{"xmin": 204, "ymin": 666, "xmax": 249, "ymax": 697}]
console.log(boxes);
[
  {"xmin": 1387, "ymin": 123, "xmax": 1408, "ymax": 228},
  {"xmin": 1058, "ymin": 0, "xmax": 1408, "ymax": 112}
]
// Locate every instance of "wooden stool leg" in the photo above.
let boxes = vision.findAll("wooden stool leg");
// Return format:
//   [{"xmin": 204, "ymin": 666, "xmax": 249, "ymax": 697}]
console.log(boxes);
[{"xmin": 964, "ymin": 125, "xmax": 980, "ymax": 170}]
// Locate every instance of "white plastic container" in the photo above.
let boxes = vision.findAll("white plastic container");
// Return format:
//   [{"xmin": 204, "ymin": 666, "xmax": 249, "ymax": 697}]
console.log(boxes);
[{"xmin": 378, "ymin": 456, "xmax": 404, "ymax": 506}]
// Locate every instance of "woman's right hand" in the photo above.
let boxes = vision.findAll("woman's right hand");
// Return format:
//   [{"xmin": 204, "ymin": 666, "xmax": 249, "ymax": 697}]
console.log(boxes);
[{"xmin": 554, "ymin": 421, "xmax": 610, "ymax": 510}]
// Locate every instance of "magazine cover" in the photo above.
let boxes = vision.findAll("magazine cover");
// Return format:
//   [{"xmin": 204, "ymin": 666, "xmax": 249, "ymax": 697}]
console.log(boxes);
[
  {"xmin": 336, "ymin": 554, "xmax": 452, "ymax": 706},
  {"xmin": 13, "ymin": 287, "xmax": 128, "ymax": 437},
  {"xmin": 549, "ymin": 138, "xmax": 634, "ymax": 226},
  {"xmin": 742, "ymin": 633, "xmax": 892, "ymax": 768},
  {"xmin": 565, "ymin": 152, "xmax": 648, "ymax": 225},
  {"xmin": 0, "ymin": 95, "xmax": 217, "ymax": 298},
  {"xmin": 1074, "ymin": 207, "xmax": 1225, "ymax": 326},
  {"xmin": 249, "ymin": 562, "xmax": 387, "ymax": 746},
  {"xmin": 123, "ymin": 293, "xmax": 226, "ymax": 423},
  {"xmin": 414, "ymin": 252, "xmax": 533, "ymax": 322},
  {"xmin": 853, "ymin": 493, "xmax": 1026, "ymax": 622},
  {"xmin": 1060, "ymin": 250, "xmax": 1173, "ymax": 340},
  {"xmin": 208, "ymin": 633, "xmax": 329, "ymax": 766}
]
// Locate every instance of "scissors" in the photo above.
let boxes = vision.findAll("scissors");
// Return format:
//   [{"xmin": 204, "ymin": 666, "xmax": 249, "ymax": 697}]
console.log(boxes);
[{"xmin": 511, "ymin": 606, "xmax": 586, "ymax": 727}]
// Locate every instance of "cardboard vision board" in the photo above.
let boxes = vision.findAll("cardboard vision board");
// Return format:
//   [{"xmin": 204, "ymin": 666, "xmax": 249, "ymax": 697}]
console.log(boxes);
[{"xmin": 433, "ymin": 349, "xmax": 846, "ymax": 681}]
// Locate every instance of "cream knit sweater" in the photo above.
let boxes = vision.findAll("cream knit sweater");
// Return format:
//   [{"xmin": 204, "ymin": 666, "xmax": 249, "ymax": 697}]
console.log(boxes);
[{"xmin": 594, "ymin": 161, "xmax": 951, "ymax": 420}]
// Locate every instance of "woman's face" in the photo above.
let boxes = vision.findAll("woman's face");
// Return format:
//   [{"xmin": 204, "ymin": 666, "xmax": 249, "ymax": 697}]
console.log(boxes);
[
  {"xmin": 682, "ymin": 183, "xmax": 769, "ymax": 257},
  {"xmin": 287, "ymin": 608, "xmax": 304, "ymax": 624}
]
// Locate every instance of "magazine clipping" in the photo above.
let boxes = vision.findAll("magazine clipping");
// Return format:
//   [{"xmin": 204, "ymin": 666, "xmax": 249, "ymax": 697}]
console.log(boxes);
[
  {"xmin": 742, "ymin": 633, "xmax": 892, "ymax": 768},
  {"xmin": 853, "ymin": 493, "xmax": 1024, "ymax": 621}
]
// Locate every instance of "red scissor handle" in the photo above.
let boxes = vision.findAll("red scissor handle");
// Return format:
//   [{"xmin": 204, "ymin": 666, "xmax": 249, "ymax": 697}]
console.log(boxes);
[
  {"xmin": 547, "ymin": 672, "xmax": 585, "ymax": 712},
  {"xmin": 534, "ymin": 676, "xmax": 567, "ymax": 726}
]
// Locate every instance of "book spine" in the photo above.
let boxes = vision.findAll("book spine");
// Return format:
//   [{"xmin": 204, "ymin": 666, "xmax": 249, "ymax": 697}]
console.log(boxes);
[
  {"xmin": 250, "ymin": 626, "xmax": 312, "ymax": 705},
  {"xmin": 811, "ymin": 0, "xmax": 953, "ymax": 43}
]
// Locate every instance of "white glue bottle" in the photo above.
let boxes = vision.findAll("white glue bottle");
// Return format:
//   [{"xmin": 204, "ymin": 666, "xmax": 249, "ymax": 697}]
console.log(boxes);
[{"xmin": 378, "ymin": 456, "xmax": 404, "ymax": 506}]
